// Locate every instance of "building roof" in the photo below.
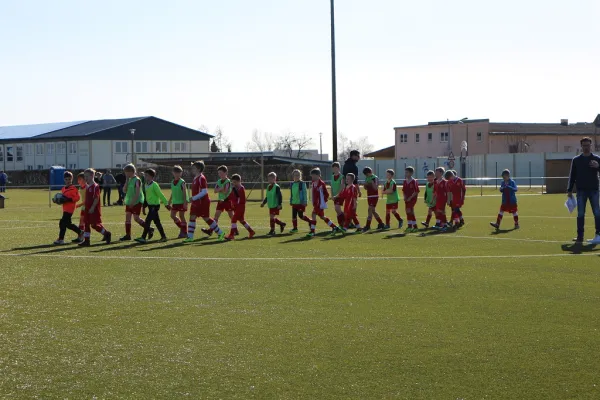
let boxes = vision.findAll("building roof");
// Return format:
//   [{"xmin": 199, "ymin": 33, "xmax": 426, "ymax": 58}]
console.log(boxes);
[
  {"xmin": 365, "ymin": 146, "xmax": 395, "ymax": 158},
  {"xmin": 0, "ymin": 116, "xmax": 212, "ymax": 142},
  {"xmin": 394, "ymin": 119, "xmax": 490, "ymax": 129},
  {"xmin": 488, "ymin": 122, "xmax": 596, "ymax": 136},
  {"xmin": 140, "ymin": 152, "xmax": 332, "ymax": 167}
]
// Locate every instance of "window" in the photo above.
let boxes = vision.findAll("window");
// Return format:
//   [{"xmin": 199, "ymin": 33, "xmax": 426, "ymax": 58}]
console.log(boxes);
[
  {"xmin": 56, "ymin": 143, "xmax": 66, "ymax": 154},
  {"xmin": 27, "ymin": 165, "xmax": 33, "ymax": 170},
  {"xmin": 7, "ymin": 146, "xmax": 13, "ymax": 162},
  {"xmin": 115, "ymin": 164, "xmax": 123, "ymax": 169},
  {"xmin": 399, "ymin": 134, "xmax": 408, "ymax": 143},
  {"xmin": 174, "ymin": 142, "xmax": 187, "ymax": 152},
  {"xmin": 25, "ymin": 144, "xmax": 33, "ymax": 156},
  {"xmin": 68, "ymin": 143, "xmax": 77, "ymax": 154},
  {"xmin": 155, "ymin": 142, "xmax": 168, "ymax": 153},
  {"xmin": 0, "ymin": 146, "xmax": 3, "ymax": 162},
  {"xmin": 135, "ymin": 141, "xmax": 149, "ymax": 153},
  {"xmin": 46, "ymin": 143, "xmax": 55, "ymax": 155},
  {"xmin": 564, "ymin": 146, "xmax": 572, "ymax": 152},
  {"xmin": 440, "ymin": 132, "xmax": 449, "ymax": 143},
  {"xmin": 16, "ymin": 145, "xmax": 23, "ymax": 161},
  {"xmin": 69, "ymin": 163, "xmax": 77, "ymax": 169},
  {"xmin": 36, "ymin": 143, "xmax": 44, "ymax": 155},
  {"xmin": 415, "ymin": 134, "xmax": 420, "ymax": 143},
  {"xmin": 476, "ymin": 132, "xmax": 482, "ymax": 142},
  {"xmin": 115, "ymin": 141, "xmax": 129, "ymax": 153},
  {"xmin": 428, "ymin": 133, "xmax": 432, "ymax": 142},
  {"xmin": 37, "ymin": 165, "xmax": 44, "ymax": 170}
]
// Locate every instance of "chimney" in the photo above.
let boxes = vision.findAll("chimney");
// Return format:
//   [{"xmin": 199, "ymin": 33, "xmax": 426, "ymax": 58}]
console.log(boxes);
[{"xmin": 560, "ymin": 119, "xmax": 568, "ymax": 126}]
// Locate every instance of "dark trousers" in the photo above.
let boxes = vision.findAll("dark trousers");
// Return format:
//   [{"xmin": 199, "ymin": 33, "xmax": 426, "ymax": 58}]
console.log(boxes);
[
  {"xmin": 103, "ymin": 187, "xmax": 112, "ymax": 205},
  {"xmin": 0, "ymin": 184, "xmax": 5, "ymax": 192},
  {"xmin": 143, "ymin": 205, "xmax": 166, "ymax": 239},
  {"xmin": 576, "ymin": 190, "xmax": 600, "ymax": 236},
  {"xmin": 118, "ymin": 184, "xmax": 125, "ymax": 203},
  {"xmin": 59, "ymin": 211, "xmax": 82, "ymax": 240}
]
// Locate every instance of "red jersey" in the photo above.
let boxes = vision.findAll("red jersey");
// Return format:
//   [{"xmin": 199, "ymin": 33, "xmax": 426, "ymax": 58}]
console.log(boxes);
[
  {"xmin": 61, "ymin": 185, "xmax": 80, "ymax": 214},
  {"xmin": 191, "ymin": 174, "xmax": 209, "ymax": 204},
  {"xmin": 338, "ymin": 185, "xmax": 358, "ymax": 214},
  {"xmin": 231, "ymin": 185, "xmax": 246, "ymax": 208},
  {"xmin": 311, "ymin": 179, "xmax": 330, "ymax": 209},
  {"xmin": 449, "ymin": 177, "xmax": 466, "ymax": 206},
  {"xmin": 365, "ymin": 176, "xmax": 379, "ymax": 197},
  {"xmin": 85, "ymin": 183, "xmax": 101, "ymax": 215},
  {"xmin": 402, "ymin": 178, "xmax": 419, "ymax": 203},
  {"xmin": 434, "ymin": 179, "xmax": 448, "ymax": 205}
]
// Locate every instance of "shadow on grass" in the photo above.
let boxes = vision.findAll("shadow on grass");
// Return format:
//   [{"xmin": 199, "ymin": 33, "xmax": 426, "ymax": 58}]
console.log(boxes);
[
  {"xmin": 491, "ymin": 228, "xmax": 517, "ymax": 235},
  {"xmin": 138, "ymin": 240, "xmax": 189, "ymax": 252},
  {"xmin": 383, "ymin": 233, "xmax": 407, "ymax": 239},
  {"xmin": 2, "ymin": 243, "xmax": 61, "ymax": 252},
  {"xmin": 90, "ymin": 241, "xmax": 146, "ymax": 252},
  {"xmin": 561, "ymin": 243, "xmax": 598, "ymax": 254},
  {"xmin": 281, "ymin": 231, "xmax": 331, "ymax": 243}
]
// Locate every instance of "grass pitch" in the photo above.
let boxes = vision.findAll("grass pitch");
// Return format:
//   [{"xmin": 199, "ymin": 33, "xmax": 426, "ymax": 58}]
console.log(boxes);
[{"xmin": 0, "ymin": 188, "xmax": 599, "ymax": 399}]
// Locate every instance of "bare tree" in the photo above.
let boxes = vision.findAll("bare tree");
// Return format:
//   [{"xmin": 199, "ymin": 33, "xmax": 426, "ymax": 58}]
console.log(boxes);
[
  {"xmin": 213, "ymin": 126, "xmax": 230, "ymax": 153},
  {"xmin": 506, "ymin": 133, "xmax": 529, "ymax": 153},
  {"xmin": 246, "ymin": 129, "xmax": 275, "ymax": 152},
  {"xmin": 275, "ymin": 132, "xmax": 313, "ymax": 159},
  {"xmin": 337, "ymin": 134, "xmax": 374, "ymax": 160}
]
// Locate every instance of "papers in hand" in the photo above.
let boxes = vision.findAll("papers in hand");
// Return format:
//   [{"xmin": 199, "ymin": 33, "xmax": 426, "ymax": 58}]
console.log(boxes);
[{"xmin": 565, "ymin": 196, "xmax": 577, "ymax": 214}]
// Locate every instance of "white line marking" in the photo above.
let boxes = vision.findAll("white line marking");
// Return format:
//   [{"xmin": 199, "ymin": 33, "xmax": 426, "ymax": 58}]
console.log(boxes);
[{"xmin": 444, "ymin": 235, "xmax": 566, "ymax": 244}]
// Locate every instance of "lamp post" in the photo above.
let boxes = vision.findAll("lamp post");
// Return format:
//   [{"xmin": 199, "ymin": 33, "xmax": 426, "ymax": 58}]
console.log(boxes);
[
  {"xmin": 457, "ymin": 118, "xmax": 468, "ymax": 178},
  {"xmin": 129, "ymin": 128, "xmax": 136, "ymax": 166},
  {"xmin": 319, "ymin": 132, "xmax": 323, "ymax": 160},
  {"xmin": 330, "ymin": 0, "xmax": 338, "ymax": 161}
]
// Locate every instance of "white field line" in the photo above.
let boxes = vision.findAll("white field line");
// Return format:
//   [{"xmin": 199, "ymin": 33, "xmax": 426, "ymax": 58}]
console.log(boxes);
[{"xmin": 445, "ymin": 235, "xmax": 566, "ymax": 244}]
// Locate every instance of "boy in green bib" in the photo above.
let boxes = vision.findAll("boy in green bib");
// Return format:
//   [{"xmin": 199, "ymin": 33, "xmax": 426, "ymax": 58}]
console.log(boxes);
[
  {"xmin": 260, "ymin": 172, "xmax": 286, "ymax": 235},
  {"xmin": 331, "ymin": 162, "xmax": 346, "ymax": 228},
  {"xmin": 168, "ymin": 165, "xmax": 188, "ymax": 238},
  {"xmin": 422, "ymin": 170, "xmax": 436, "ymax": 228},
  {"xmin": 121, "ymin": 164, "xmax": 150, "ymax": 241},
  {"xmin": 213, "ymin": 165, "xmax": 234, "ymax": 224},
  {"xmin": 381, "ymin": 169, "xmax": 404, "ymax": 230},
  {"xmin": 289, "ymin": 169, "xmax": 311, "ymax": 233}
]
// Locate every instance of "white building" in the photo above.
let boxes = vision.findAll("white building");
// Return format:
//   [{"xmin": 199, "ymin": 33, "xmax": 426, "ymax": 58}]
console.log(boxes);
[{"xmin": 0, "ymin": 116, "xmax": 212, "ymax": 171}]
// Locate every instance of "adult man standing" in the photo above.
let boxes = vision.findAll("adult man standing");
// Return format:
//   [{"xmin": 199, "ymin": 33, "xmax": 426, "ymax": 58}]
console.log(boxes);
[
  {"xmin": 567, "ymin": 137, "xmax": 600, "ymax": 243},
  {"xmin": 342, "ymin": 150, "xmax": 360, "ymax": 178},
  {"xmin": 0, "ymin": 170, "xmax": 7, "ymax": 193},
  {"xmin": 102, "ymin": 170, "xmax": 116, "ymax": 206},
  {"xmin": 114, "ymin": 171, "xmax": 126, "ymax": 205}
]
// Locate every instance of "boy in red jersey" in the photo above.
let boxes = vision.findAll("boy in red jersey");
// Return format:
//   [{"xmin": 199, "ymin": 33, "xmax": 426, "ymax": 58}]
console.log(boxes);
[
  {"xmin": 448, "ymin": 170, "xmax": 466, "ymax": 228},
  {"xmin": 362, "ymin": 167, "xmax": 384, "ymax": 232},
  {"xmin": 421, "ymin": 171, "xmax": 436, "ymax": 228},
  {"xmin": 331, "ymin": 162, "xmax": 346, "ymax": 227},
  {"xmin": 168, "ymin": 165, "xmax": 188, "ymax": 239},
  {"xmin": 334, "ymin": 173, "xmax": 361, "ymax": 233},
  {"xmin": 490, "ymin": 169, "xmax": 519, "ymax": 230},
  {"xmin": 74, "ymin": 172, "xmax": 87, "ymax": 242},
  {"xmin": 225, "ymin": 174, "xmax": 255, "ymax": 240},
  {"xmin": 184, "ymin": 160, "xmax": 225, "ymax": 242},
  {"xmin": 433, "ymin": 167, "xmax": 449, "ymax": 231},
  {"xmin": 53, "ymin": 171, "xmax": 83, "ymax": 244},
  {"xmin": 260, "ymin": 172, "xmax": 287, "ymax": 235},
  {"xmin": 402, "ymin": 166, "xmax": 420, "ymax": 233},
  {"xmin": 79, "ymin": 168, "xmax": 112, "ymax": 246},
  {"xmin": 306, "ymin": 168, "xmax": 340, "ymax": 237}
]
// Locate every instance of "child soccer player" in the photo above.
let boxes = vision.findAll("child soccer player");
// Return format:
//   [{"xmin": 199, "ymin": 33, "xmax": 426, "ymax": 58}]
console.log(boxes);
[
  {"xmin": 382, "ymin": 169, "xmax": 404, "ymax": 229},
  {"xmin": 490, "ymin": 169, "xmax": 519, "ymax": 230},
  {"xmin": 433, "ymin": 167, "xmax": 449, "ymax": 231},
  {"xmin": 185, "ymin": 160, "xmax": 226, "ymax": 242},
  {"xmin": 331, "ymin": 162, "xmax": 346, "ymax": 227},
  {"xmin": 260, "ymin": 172, "xmax": 286, "ymax": 235},
  {"xmin": 226, "ymin": 174, "xmax": 256, "ymax": 240},
  {"xmin": 402, "ymin": 166, "xmax": 420, "ymax": 232},
  {"xmin": 334, "ymin": 173, "xmax": 361, "ymax": 233},
  {"xmin": 202, "ymin": 165, "xmax": 234, "ymax": 236},
  {"xmin": 54, "ymin": 171, "xmax": 83, "ymax": 245},
  {"xmin": 289, "ymin": 169, "xmax": 311, "ymax": 233},
  {"xmin": 74, "ymin": 172, "xmax": 87, "ymax": 242},
  {"xmin": 306, "ymin": 168, "xmax": 340, "ymax": 237},
  {"xmin": 449, "ymin": 170, "xmax": 466, "ymax": 228},
  {"xmin": 362, "ymin": 167, "xmax": 384, "ymax": 232},
  {"xmin": 121, "ymin": 164, "xmax": 149, "ymax": 241},
  {"xmin": 79, "ymin": 168, "xmax": 112, "ymax": 246},
  {"xmin": 421, "ymin": 171, "xmax": 436, "ymax": 228},
  {"xmin": 168, "ymin": 165, "xmax": 188, "ymax": 239},
  {"xmin": 135, "ymin": 169, "xmax": 169, "ymax": 243}
]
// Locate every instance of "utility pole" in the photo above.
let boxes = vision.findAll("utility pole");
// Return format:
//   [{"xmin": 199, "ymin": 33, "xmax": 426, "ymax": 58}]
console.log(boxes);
[
  {"xmin": 330, "ymin": 0, "xmax": 338, "ymax": 162},
  {"xmin": 129, "ymin": 128, "xmax": 136, "ymax": 166},
  {"xmin": 319, "ymin": 132, "xmax": 323, "ymax": 160}
]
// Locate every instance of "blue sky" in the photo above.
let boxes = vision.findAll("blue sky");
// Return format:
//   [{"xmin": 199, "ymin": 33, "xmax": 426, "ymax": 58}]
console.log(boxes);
[{"xmin": 1, "ymin": 0, "xmax": 598, "ymax": 154}]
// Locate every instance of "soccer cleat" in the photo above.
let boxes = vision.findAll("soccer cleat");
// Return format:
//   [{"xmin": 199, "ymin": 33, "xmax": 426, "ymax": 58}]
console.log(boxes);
[
  {"xmin": 348, "ymin": 223, "xmax": 356, "ymax": 229},
  {"xmin": 305, "ymin": 232, "xmax": 315, "ymax": 238},
  {"xmin": 383, "ymin": 224, "xmax": 391, "ymax": 230},
  {"xmin": 225, "ymin": 234, "xmax": 235, "ymax": 241},
  {"xmin": 289, "ymin": 228, "xmax": 299, "ymax": 233},
  {"xmin": 148, "ymin": 228, "xmax": 155, "ymax": 240},
  {"xmin": 183, "ymin": 237, "xmax": 195, "ymax": 243},
  {"xmin": 72, "ymin": 237, "xmax": 83, "ymax": 243},
  {"xmin": 134, "ymin": 237, "xmax": 147, "ymax": 244},
  {"xmin": 177, "ymin": 232, "xmax": 187, "ymax": 239},
  {"xmin": 78, "ymin": 240, "xmax": 90, "ymax": 247},
  {"xmin": 362, "ymin": 226, "xmax": 371, "ymax": 233},
  {"xmin": 201, "ymin": 228, "xmax": 213, "ymax": 236},
  {"xmin": 574, "ymin": 236, "xmax": 584, "ymax": 243},
  {"xmin": 459, "ymin": 220, "xmax": 465, "ymax": 227},
  {"xmin": 119, "ymin": 235, "xmax": 131, "ymax": 241},
  {"xmin": 514, "ymin": 224, "xmax": 520, "ymax": 230},
  {"xmin": 267, "ymin": 230, "xmax": 276, "ymax": 236},
  {"xmin": 218, "ymin": 232, "xmax": 226, "ymax": 241},
  {"xmin": 489, "ymin": 222, "xmax": 499, "ymax": 229},
  {"xmin": 103, "ymin": 232, "xmax": 112, "ymax": 244},
  {"xmin": 248, "ymin": 231, "xmax": 255, "ymax": 239},
  {"xmin": 398, "ymin": 219, "xmax": 404, "ymax": 229},
  {"xmin": 54, "ymin": 239, "xmax": 65, "ymax": 245},
  {"xmin": 421, "ymin": 222, "xmax": 429, "ymax": 228},
  {"xmin": 588, "ymin": 234, "xmax": 600, "ymax": 244},
  {"xmin": 377, "ymin": 223, "xmax": 385, "ymax": 230},
  {"xmin": 158, "ymin": 237, "xmax": 168, "ymax": 243},
  {"xmin": 234, "ymin": 231, "xmax": 240, "ymax": 236},
  {"xmin": 280, "ymin": 222, "xmax": 287, "ymax": 233}
]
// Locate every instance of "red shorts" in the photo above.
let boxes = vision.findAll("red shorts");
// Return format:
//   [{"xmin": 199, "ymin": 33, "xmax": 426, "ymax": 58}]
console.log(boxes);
[
  {"xmin": 500, "ymin": 204, "xmax": 518, "ymax": 213},
  {"xmin": 216, "ymin": 200, "xmax": 233, "ymax": 212},
  {"xmin": 435, "ymin": 202, "xmax": 447, "ymax": 211},
  {"xmin": 334, "ymin": 197, "xmax": 344, "ymax": 206},
  {"xmin": 386, "ymin": 203, "xmax": 398, "ymax": 211},
  {"xmin": 292, "ymin": 204, "xmax": 306, "ymax": 212},
  {"xmin": 404, "ymin": 201, "xmax": 417, "ymax": 210},
  {"xmin": 428, "ymin": 206, "xmax": 435, "ymax": 213},
  {"xmin": 125, "ymin": 204, "xmax": 142, "ymax": 215},
  {"xmin": 79, "ymin": 209, "xmax": 86, "ymax": 220},
  {"xmin": 367, "ymin": 197, "xmax": 379, "ymax": 207},
  {"xmin": 269, "ymin": 207, "xmax": 280, "ymax": 216},
  {"xmin": 171, "ymin": 204, "xmax": 187, "ymax": 212},
  {"xmin": 312, "ymin": 208, "xmax": 325, "ymax": 218},
  {"xmin": 344, "ymin": 210, "xmax": 357, "ymax": 219},
  {"xmin": 231, "ymin": 206, "xmax": 246, "ymax": 223},
  {"xmin": 450, "ymin": 202, "xmax": 463, "ymax": 209},
  {"xmin": 191, "ymin": 200, "xmax": 211, "ymax": 218},
  {"xmin": 85, "ymin": 212, "xmax": 102, "ymax": 226}
]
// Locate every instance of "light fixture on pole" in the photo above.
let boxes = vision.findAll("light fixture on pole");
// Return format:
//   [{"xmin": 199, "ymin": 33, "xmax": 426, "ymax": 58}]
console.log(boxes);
[
  {"xmin": 330, "ymin": 0, "xmax": 338, "ymax": 161},
  {"xmin": 129, "ymin": 129, "xmax": 136, "ymax": 165}
]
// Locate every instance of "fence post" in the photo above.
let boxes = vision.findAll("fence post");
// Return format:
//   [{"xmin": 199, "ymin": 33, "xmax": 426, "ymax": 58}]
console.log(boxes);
[
  {"xmin": 260, "ymin": 155, "xmax": 265, "ymax": 201},
  {"xmin": 48, "ymin": 184, "xmax": 52, "ymax": 208},
  {"xmin": 480, "ymin": 178, "xmax": 483, "ymax": 196},
  {"xmin": 529, "ymin": 161, "xmax": 532, "ymax": 188},
  {"xmin": 495, "ymin": 162, "xmax": 498, "ymax": 189}
]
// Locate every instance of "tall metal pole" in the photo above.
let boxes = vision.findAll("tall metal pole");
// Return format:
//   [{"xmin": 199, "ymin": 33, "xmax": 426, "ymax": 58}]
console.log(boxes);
[
  {"xmin": 330, "ymin": 0, "xmax": 338, "ymax": 162},
  {"xmin": 129, "ymin": 129, "xmax": 136, "ymax": 166},
  {"xmin": 319, "ymin": 132, "xmax": 323, "ymax": 160}
]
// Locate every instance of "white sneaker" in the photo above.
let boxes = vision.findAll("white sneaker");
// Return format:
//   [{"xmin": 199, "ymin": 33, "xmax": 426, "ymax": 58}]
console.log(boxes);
[{"xmin": 587, "ymin": 234, "xmax": 600, "ymax": 244}]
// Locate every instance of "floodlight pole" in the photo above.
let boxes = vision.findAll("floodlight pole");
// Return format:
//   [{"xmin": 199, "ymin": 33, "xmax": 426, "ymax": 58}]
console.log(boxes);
[
  {"xmin": 330, "ymin": 0, "xmax": 338, "ymax": 162},
  {"xmin": 129, "ymin": 128, "xmax": 136, "ymax": 166}
]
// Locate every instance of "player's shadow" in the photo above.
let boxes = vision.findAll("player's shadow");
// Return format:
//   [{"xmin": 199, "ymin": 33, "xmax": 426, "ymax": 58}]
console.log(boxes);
[
  {"xmin": 491, "ymin": 228, "xmax": 516, "ymax": 235},
  {"xmin": 91, "ymin": 242, "xmax": 146, "ymax": 252},
  {"xmin": 383, "ymin": 233, "xmax": 407, "ymax": 239},
  {"xmin": 561, "ymin": 243, "xmax": 598, "ymax": 254},
  {"xmin": 282, "ymin": 232, "xmax": 331, "ymax": 243},
  {"xmin": 251, "ymin": 233, "xmax": 294, "ymax": 240},
  {"xmin": 3, "ymin": 243, "xmax": 63, "ymax": 252},
  {"xmin": 139, "ymin": 241, "xmax": 188, "ymax": 252}
]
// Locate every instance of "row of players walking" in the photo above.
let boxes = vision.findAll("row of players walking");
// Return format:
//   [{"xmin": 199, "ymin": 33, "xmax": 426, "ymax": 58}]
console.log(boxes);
[{"xmin": 52, "ymin": 161, "xmax": 520, "ymax": 245}]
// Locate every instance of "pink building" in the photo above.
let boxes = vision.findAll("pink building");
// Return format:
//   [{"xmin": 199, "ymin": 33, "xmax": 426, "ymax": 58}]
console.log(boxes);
[{"xmin": 392, "ymin": 119, "xmax": 597, "ymax": 159}]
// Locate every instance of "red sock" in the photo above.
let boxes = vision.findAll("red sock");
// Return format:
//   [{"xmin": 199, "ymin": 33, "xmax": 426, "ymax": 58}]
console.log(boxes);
[
  {"xmin": 374, "ymin": 214, "xmax": 383, "ymax": 224},
  {"xmin": 270, "ymin": 219, "xmax": 275, "ymax": 230},
  {"xmin": 393, "ymin": 212, "xmax": 402, "ymax": 221},
  {"xmin": 94, "ymin": 224, "xmax": 106, "ymax": 234},
  {"xmin": 353, "ymin": 216, "xmax": 360, "ymax": 225},
  {"xmin": 366, "ymin": 217, "xmax": 372, "ymax": 228},
  {"xmin": 513, "ymin": 214, "xmax": 519, "ymax": 224},
  {"xmin": 386, "ymin": 213, "xmax": 391, "ymax": 225},
  {"xmin": 337, "ymin": 213, "xmax": 344, "ymax": 226},
  {"xmin": 275, "ymin": 218, "xmax": 284, "ymax": 226},
  {"xmin": 292, "ymin": 218, "xmax": 298, "ymax": 229},
  {"xmin": 125, "ymin": 222, "xmax": 131, "ymax": 236},
  {"xmin": 426, "ymin": 213, "xmax": 432, "ymax": 225},
  {"xmin": 496, "ymin": 213, "xmax": 503, "ymax": 225}
]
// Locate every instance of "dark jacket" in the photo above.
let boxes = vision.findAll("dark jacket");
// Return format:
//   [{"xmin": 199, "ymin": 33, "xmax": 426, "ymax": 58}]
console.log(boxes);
[
  {"xmin": 115, "ymin": 173, "xmax": 126, "ymax": 185},
  {"xmin": 342, "ymin": 158, "xmax": 358, "ymax": 179},
  {"xmin": 567, "ymin": 153, "xmax": 600, "ymax": 192}
]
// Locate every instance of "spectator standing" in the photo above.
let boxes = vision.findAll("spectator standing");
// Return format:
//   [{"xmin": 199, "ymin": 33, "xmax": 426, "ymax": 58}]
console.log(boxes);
[
  {"xmin": 115, "ymin": 171, "xmax": 126, "ymax": 205},
  {"xmin": 0, "ymin": 170, "xmax": 7, "ymax": 193},
  {"xmin": 103, "ymin": 170, "xmax": 116, "ymax": 206}
]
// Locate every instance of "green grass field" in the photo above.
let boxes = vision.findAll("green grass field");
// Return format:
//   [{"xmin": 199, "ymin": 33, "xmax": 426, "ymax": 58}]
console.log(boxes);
[{"xmin": 1, "ymin": 188, "xmax": 599, "ymax": 399}]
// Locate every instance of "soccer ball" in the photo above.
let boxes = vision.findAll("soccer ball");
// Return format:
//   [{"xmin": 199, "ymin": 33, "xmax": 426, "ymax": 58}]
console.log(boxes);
[{"xmin": 53, "ymin": 193, "xmax": 67, "ymax": 204}]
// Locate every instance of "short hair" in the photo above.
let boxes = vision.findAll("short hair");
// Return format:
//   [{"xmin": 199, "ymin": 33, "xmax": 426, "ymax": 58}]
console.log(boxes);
[
  {"xmin": 217, "ymin": 165, "xmax": 228, "ymax": 173},
  {"xmin": 502, "ymin": 169, "xmax": 511, "ymax": 176},
  {"xmin": 363, "ymin": 167, "xmax": 372, "ymax": 175},
  {"xmin": 350, "ymin": 150, "xmax": 360, "ymax": 158},
  {"xmin": 405, "ymin": 166, "xmax": 414, "ymax": 173},
  {"xmin": 84, "ymin": 168, "xmax": 96, "ymax": 176},
  {"xmin": 267, "ymin": 172, "xmax": 277, "ymax": 179},
  {"xmin": 173, "ymin": 165, "xmax": 183, "ymax": 173},
  {"xmin": 450, "ymin": 170, "xmax": 457, "ymax": 176},
  {"xmin": 435, "ymin": 167, "xmax": 446, "ymax": 174},
  {"xmin": 310, "ymin": 168, "xmax": 322, "ymax": 176},
  {"xmin": 426, "ymin": 170, "xmax": 435, "ymax": 177},
  {"xmin": 332, "ymin": 162, "xmax": 341, "ymax": 168},
  {"xmin": 231, "ymin": 174, "xmax": 241, "ymax": 182},
  {"xmin": 191, "ymin": 160, "xmax": 205, "ymax": 172},
  {"xmin": 292, "ymin": 169, "xmax": 302, "ymax": 179},
  {"xmin": 144, "ymin": 168, "xmax": 156, "ymax": 178},
  {"xmin": 346, "ymin": 173, "xmax": 356, "ymax": 182},
  {"xmin": 63, "ymin": 171, "xmax": 73, "ymax": 179},
  {"xmin": 386, "ymin": 169, "xmax": 395, "ymax": 176},
  {"xmin": 77, "ymin": 172, "xmax": 85, "ymax": 180},
  {"xmin": 444, "ymin": 170, "xmax": 454, "ymax": 179},
  {"xmin": 581, "ymin": 137, "xmax": 593, "ymax": 145},
  {"xmin": 123, "ymin": 164, "xmax": 136, "ymax": 173}
]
